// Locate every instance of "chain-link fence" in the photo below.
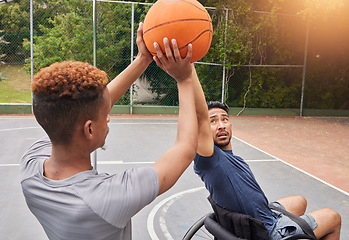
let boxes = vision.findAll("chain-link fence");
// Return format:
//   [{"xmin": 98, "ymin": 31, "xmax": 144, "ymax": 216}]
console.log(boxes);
[{"xmin": 1, "ymin": 0, "xmax": 348, "ymax": 115}]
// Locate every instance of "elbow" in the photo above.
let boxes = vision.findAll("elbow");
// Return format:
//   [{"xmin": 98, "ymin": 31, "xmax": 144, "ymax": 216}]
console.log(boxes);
[
  {"xmin": 191, "ymin": 142, "xmax": 198, "ymax": 158},
  {"xmin": 174, "ymin": 140, "xmax": 197, "ymax": 161},
  {"xmin": 183, "ymin": 141, "xmax": 198, "ymax": 160}
]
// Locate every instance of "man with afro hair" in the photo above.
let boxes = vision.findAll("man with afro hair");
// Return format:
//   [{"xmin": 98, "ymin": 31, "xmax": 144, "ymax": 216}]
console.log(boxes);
[{"xmin": 21, "ymin": 23, "xmax": 199, "ymax": 240}]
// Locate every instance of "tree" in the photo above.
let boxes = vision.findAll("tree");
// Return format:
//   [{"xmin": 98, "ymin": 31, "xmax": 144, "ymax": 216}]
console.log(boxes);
[
  {"xmin": 0, "ymin": 29, "xmax": 10, "ymax": 81},
  {"xmin": 0, "ymin": 0, "xmax": 69, "ymax": 63},
  {"xmin": 198, "ymin": 0, "xmax": 348, "ymax": 110},
  {"xmin": 201, "ymin": 0, "xmax": 294, "ymax": 108},
  {"xmin": 301, "ymin": 1, "xmax": 349, "ymax": 109},
  {"xmin": 0, "ymin": 0, "xmax": 29, "ymax": 63},
  {"xmin": 6, "ymin": 0, "xmax": 346, "ymax": 109},
  {"xmin": 23, "ymin": 0, "xmax": 148, "ymax": 104}
]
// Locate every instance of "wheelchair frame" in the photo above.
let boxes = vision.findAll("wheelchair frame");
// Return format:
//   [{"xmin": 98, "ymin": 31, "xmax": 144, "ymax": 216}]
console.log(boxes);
[{"xmin": 182, "ymin": 212, "xmax": 316, "ymax": 240}]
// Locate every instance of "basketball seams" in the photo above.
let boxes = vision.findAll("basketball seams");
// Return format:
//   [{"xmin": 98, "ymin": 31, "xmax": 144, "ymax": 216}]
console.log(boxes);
[
  {"xmin": 178, "ymin": 29, "xmax": 212, "ymax": 50},
  {"xmin": 143, "ymin": 0, "xmax": 213, "ymax": 62},
  {"xmin": 143, "ymin": 19, "xmax": 212, "ymax": 35},
  {"xmin": 147, "ymin": 29, "xmax": 212, "ymax": 56}
]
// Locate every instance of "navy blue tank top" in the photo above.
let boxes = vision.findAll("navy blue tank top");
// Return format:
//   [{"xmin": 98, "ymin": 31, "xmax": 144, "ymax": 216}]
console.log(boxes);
[{"xmin": 194, "ymin": 145, "xmax": 276, "ymax": 233}]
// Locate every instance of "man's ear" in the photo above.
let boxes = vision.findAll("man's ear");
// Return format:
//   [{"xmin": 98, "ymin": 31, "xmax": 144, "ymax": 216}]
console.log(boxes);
[{"xmin": 83, "ymin": 120, "xmax": 93, "ymax": 140}]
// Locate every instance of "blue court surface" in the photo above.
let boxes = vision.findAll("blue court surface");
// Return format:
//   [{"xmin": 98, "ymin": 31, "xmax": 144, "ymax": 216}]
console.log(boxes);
[{"xmin": 0, "ymin": 116, "xmax": 348, "ymax": 239}]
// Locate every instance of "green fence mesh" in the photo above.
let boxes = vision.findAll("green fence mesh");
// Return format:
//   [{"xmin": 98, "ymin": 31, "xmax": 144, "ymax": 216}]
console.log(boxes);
[{"xmin": 1, "ymin": 0, "xmax": 348, "ymax": 113}]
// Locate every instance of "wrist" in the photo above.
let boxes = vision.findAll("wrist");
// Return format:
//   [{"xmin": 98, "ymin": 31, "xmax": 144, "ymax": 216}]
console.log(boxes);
[
  {"xmin": 177, "ymin": 76, "xmax": 193, "ymax": 86},
  {"xmin": 135, "ymin": 52, "xmax": 153, "ymax": 66}
]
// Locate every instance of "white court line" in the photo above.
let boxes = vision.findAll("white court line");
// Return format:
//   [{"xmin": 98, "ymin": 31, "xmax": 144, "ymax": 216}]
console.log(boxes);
[
  {"xmin": 146, "ymin": 137, "xmax": 349, "ymax": 240},
  {"xmin": 97, "ymin": 161, "xmax": 155, "ymax": 165},
  {"xmin": 0, "ymin": 164, "xmax": 20, "ymax": 167},
  {"xmin": 245, "ymin": 159, "xmax": 278, "ymax": 162},
  {"xmin": 0, "ymin": 126, "xmax": 40, "ymax": 132},
  {"xmin": 109, "ymin": 122, "xmax": 177, "ymax": 125},
  {"xmin": 147, "ymin": 187, "xmax": 205, "ymax": 240},
  {"xmin": 233, "ymin": 136, "xmax": 349, "ymax": 197}
]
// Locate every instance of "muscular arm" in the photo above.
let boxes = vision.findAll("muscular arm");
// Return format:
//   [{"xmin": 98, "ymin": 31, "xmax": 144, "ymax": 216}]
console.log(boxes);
[
  {"xmin": 192, "ymin": 66, "xmax": 214, "ymax": 157},
  {"xmin": 107, "ymin": 23, "xmax": 153, "ymax": 105},
  {"xmin": 151, "ymin": 38, "xmax": 198, "ymax": 195}
]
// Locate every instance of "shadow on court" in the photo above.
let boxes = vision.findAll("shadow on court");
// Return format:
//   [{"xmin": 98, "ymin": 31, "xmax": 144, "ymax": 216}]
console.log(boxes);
[{"xmin": 0, "ymin": 116, "xmax": 348, "ymax": 239}]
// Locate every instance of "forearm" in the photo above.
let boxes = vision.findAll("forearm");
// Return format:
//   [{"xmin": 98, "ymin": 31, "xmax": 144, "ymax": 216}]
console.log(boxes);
[
  {"xmin": 151, "ymin": 38, "xmax": 198, "ymax": 195},
  {"xmin": 153, "ymin": 77, "xmax": 197, "ymax": 195},
  {"xmin": 192, "ymin": 66, "xmax": 214, "ymax": 156},
  {"xmin": 176, "ymin": 78, "xmax": 198, "ymax": 147},
  {"xmin": 192, "ymin": 67, "xmax": 209, "ymax": 124},
  {"xmin": 107, "ymin": 56, "xmax": 151, "ymax": 105}
]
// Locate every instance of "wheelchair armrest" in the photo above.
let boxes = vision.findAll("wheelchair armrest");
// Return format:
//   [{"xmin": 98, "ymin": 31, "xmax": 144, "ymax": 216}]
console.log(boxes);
[{"xmin": 204, "ymin": 213, "xmax": 245, "ymax": 240}]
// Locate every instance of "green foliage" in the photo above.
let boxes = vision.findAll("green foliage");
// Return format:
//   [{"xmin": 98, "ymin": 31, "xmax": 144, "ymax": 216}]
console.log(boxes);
[
  {"xmin": 196, "ymin": 64, "xmax": 223, "ymax": 102},
  {"xmin": 306, "ymin": 60, "xmax": 349, "ymax": 109},
  {"xmin": 299, "ymin": 0, "xmax": 345, "ymax": 20},
  {"xmin": 201, "ymin": 0, "xmax": 348, "ymax": 109},
  {"xmin": 21, "ymin": 0, "xmax": 143, "ymax": 104},
  {"xmin": 0, "ymin": 0, "xmax": 70, "ymax": 62},
  {"xmin": 239, "ymin": 68, "xmax": 300, "ymax": 108},
  {"xmin": 205, "ymin": 0, "xmax": 292, "ymax": 108},
  {"xmin": 23, "ymin": 1, "xmax": 128, "ymax": 71},
  {"xmin": 0, "ymin": 1, "xmax": 29, "ymax": 62},
  {"xmin": 23, "ymin": 3, "xmax": 93, "ymax": 72},
  {"xmin": 1, "ymin": 0, "xmax": 347, "ymax": 109}
]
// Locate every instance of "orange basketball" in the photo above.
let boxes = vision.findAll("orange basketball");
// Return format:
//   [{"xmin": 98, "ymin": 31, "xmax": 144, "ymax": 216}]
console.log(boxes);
[{"xmin": 143, "ymin": 0, "xmax": 213, "ymax": 63}]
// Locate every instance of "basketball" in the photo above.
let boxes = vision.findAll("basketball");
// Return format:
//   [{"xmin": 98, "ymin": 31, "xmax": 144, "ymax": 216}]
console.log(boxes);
[{"xmin": 143, "ymin": 0, "xmax": 213, "ymax": 63}]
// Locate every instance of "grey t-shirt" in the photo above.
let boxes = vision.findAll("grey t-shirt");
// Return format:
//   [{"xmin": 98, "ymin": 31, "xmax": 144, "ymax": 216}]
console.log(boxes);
[{"xmin": 20, "ymin": 136, "xmax": 159, "ymax": 240}]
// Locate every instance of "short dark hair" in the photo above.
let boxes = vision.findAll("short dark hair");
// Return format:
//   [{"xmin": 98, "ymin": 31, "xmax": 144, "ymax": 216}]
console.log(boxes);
[
  {"xmin": 32, "ymin": 61, "xmax": 108, "ymax": 145},
  {"xmin": 207, "ymin": 101, "xmax": 229, "ymax": 114}
]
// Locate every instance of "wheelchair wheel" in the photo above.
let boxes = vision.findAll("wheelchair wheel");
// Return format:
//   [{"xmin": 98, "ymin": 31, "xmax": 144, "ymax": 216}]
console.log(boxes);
[{"xmin": 182, "ymin": 214, "xmax": 214, "ymax": 240}]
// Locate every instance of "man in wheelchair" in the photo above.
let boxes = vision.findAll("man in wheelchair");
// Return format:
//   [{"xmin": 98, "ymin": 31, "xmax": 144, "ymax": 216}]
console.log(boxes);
[{"xmin": 190, "ymin": 70, "xmax": 341, "ymax": 239}]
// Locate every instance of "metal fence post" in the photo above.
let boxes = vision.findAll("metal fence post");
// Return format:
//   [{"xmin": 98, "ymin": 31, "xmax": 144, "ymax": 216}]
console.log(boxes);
[
  {"xmin": 92, "ymin": 0, "xmax": 97, "ymax": 170},
  {"xmin": 129, "ymin": 3, "xmax": 135, "ymax": 114},
  {"xmin": 30, "ymin": 0, "xmax": 34, "ymax": 113},
  {"xmin": 221, "ymin": 9, "xmax": 228, "ymax": 103},
  {"xmin": 300, "ymin": 18, "xmax": 310, "ymax": 117}
]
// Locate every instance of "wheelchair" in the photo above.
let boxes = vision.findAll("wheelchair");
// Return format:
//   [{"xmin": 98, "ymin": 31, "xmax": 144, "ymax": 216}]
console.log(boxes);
[
  {"xmin": 182, "ymin": 213, "xmax": 316, "ymax": 240},
  {"xmin": 182, "ymin": 196, "xmax": 317, "ymax": 240}
]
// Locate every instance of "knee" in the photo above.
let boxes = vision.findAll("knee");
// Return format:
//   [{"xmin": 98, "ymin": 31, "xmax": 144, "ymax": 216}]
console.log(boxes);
[
  {"xmin": 325, "ymin": 208, "xmax": 342, "ymax": 226},
  {"xmin": 294, "ymin": 195, "xmax": 307, "ymax": 209},
  {"xmin": 317, "ymin": 208, "xmax": 342, "ymax": 230}
]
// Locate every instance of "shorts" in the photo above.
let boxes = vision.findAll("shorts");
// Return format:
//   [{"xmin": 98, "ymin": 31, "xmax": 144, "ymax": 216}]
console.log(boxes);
[{"xmin": 269, "ymin": 201, "xmax": 318, "ymax": 240}]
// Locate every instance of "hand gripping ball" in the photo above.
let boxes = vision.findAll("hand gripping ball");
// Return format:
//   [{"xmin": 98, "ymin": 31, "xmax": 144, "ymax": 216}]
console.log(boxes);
[{"xmin": 143, "ymin": 0, "xmax": 213, "ymax": 63}]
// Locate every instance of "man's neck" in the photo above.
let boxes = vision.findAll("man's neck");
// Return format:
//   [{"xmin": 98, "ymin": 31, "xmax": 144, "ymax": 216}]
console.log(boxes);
[
  {"xmin": 43, "ymin": 144, "xmax": 92, "ymax": 180},
  {"xmin": 217, "ymin": 143, "xmax": 232, "ymax": 151},
  {"xmin": 220, "ymin": 146, "xmax": 232, "ymax": 151}
]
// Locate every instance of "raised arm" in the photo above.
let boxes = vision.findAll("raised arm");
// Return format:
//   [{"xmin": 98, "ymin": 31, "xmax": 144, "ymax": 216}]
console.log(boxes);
[
  {"xmin": 192, "ymin": 66, "xmax": 214, "ymax": 156},
  {"xmin": 152, "ymin": 38, "xmax": 198, "ymax": 195},
  {"xmin": 107, "ymin": 22, "xmax": 153, "ymax": 105}
]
